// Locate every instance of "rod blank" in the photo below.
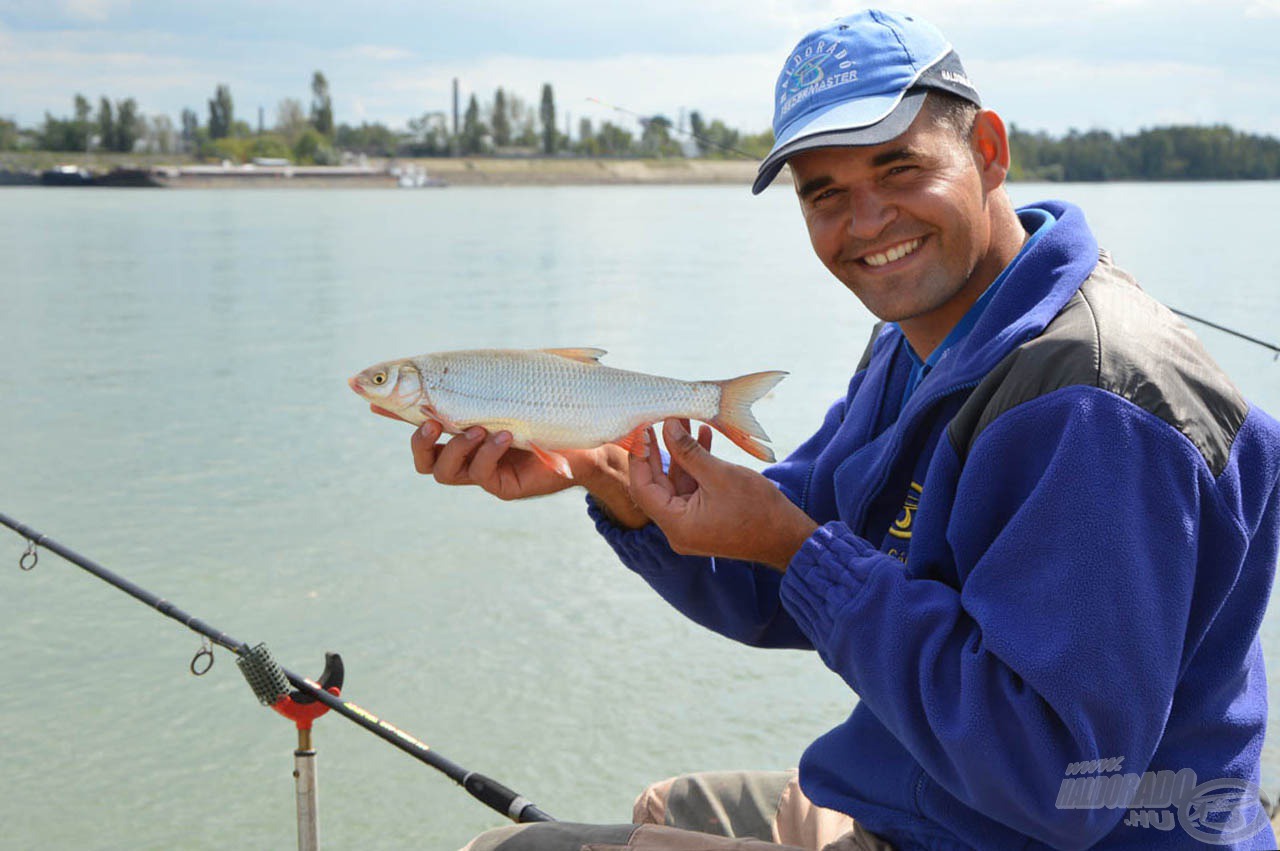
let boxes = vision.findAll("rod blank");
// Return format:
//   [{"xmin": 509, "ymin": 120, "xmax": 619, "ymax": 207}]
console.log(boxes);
[{"xmin": 1, "ymin": 511, "xmax": 555, "ymax": 824}]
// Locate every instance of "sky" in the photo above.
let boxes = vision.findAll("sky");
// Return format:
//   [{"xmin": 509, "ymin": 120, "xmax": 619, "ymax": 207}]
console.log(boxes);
[{"xmin": 1, "ymin": 0, "xmax": 1278, "ymax": 140}]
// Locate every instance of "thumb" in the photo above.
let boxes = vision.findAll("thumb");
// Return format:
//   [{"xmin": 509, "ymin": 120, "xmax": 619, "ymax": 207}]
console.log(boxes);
[{"xmin": 662, "ymin": 418, "xmax": 715, "ymax": 475}]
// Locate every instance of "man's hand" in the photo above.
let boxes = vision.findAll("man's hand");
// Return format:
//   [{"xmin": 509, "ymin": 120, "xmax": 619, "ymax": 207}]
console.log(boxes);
[
  {"xmin": 374, "ymin": 404, "xmax": 649, "ymax": 528},
  {"xmin": 628, "ymin": 419, "xmax": 819, "ymax": 572}
]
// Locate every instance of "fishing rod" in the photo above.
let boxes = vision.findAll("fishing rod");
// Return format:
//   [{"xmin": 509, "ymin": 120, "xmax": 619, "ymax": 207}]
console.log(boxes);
[
  {"xmin": 591, "ymin": 95, "xmax": 1280, "ymax": 360},
  {"xmin": 586, "ymin": 96, "xmax": 759, "ymax": 160},
  {"xmin": 1, "ymin": 511, "xmax": 555, "ymax": 830},
  {"xmin": 1170, "ymin": 308, "xmax": 1280, "ymax": 360}
]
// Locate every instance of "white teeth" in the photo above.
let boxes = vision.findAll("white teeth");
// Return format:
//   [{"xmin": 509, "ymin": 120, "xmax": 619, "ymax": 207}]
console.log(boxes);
[{"xmin": 862, "ymin": 237, "xmax": 922, "ymax": 268}]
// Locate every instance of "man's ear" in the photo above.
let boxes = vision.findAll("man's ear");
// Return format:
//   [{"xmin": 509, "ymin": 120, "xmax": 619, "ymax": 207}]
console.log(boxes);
[{"xmin": 970, "ymin": 109, "xmax": 1011, "ymax": 190}]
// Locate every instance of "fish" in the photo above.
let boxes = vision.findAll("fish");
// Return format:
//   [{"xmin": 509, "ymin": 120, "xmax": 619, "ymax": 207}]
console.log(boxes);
[{"xmin": 348, "ymin": 347, "xmax": 787, "ymax": 477}]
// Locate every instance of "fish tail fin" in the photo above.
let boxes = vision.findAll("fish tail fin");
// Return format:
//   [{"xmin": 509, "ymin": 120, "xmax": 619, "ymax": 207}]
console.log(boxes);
[{"xmin": 709, "ymin": 370, "xmax": 787, "ymax": 463}]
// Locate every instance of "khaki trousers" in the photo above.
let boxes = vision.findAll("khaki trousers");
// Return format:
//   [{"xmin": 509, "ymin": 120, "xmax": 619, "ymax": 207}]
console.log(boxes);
[{"xmin": 459, "ymin": 770, "xmax": 893, "ymax": 851}]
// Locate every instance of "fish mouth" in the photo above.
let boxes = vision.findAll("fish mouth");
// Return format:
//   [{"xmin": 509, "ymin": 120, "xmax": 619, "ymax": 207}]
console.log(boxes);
[{"xmin": 347, "ymin": 375, "xmax": 366, "ymax": 396}]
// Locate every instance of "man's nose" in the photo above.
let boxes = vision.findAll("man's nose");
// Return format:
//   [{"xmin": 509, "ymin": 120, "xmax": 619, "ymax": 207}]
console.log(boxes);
[{"xmin": 847, "ymin": 189, "xmax": 895, "ymax": 241}]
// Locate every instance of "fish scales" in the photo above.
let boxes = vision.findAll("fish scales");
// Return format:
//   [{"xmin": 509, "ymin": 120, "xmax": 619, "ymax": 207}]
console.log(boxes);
[{"xmin": 417, "ymin": 350, "xmax": 720, "ymax": 449}]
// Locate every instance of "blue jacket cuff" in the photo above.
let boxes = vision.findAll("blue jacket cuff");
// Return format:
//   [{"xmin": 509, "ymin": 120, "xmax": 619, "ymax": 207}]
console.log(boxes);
[
  {"xmin": 585, "ymin": 494, "xmax": 676, "ymax": 578},
  {"xmin": 780, "ymin": 521, "xmax": 879, "ymax": 640}
]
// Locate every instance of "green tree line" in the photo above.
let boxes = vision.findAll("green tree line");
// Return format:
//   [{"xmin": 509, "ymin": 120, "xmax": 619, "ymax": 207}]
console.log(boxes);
[
  {"xmin": 1008, "ymin": 125, "xmax": 1280, "ymax": 181},
  {"xmin": 6, "ymin": 76, "xmax": 1280, "ymax": 179}
]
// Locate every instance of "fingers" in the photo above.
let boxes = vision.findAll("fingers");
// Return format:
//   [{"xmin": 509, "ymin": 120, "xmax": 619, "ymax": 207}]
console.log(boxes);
[
  {"xmin": 662, "ymin": 419, "xmax": 716, "ymax": 479},
  {"xmin": 410, "ymin": 421, "xmax": 443, "ymax": 474},
  {"xmin": 468, "ymin": 430, "xmax": 515, "ymax": 491},
  {"xmin": 412, "ymin": 423, "xmax": 488, "ymax": 483},
  {"xmin": 668, "ymin": 418, "xmax": 694, "ymax": 492}
]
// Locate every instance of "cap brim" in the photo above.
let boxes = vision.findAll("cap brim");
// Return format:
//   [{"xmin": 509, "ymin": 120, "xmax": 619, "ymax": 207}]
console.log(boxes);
[{"xmin": 751, "ymin": 89, "xmax": 927, "ymax": 195}]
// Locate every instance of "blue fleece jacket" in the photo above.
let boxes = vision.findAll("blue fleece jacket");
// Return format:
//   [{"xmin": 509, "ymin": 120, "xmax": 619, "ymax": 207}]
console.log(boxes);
[{"xmin": 589, "ymin": 201, "xmax": 1280, "ymax": 850}]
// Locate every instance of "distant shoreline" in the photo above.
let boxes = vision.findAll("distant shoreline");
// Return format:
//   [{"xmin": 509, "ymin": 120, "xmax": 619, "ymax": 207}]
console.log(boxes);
[
  {"xmin": 3, "ymin": 152, "xmax": 1278, "ymax": 188},
  {"xmin": 0, "ymin": 152, "xmax": 764, "ymax": 188}
]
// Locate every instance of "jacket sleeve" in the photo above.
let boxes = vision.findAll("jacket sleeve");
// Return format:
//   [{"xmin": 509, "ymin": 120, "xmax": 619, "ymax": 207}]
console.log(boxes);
[
  {"xmin": 778, "ymin": 386, "xmax": 1221, "ymax": 848},
  {"xmin": 588, "ymin": 392, "xmax": 851, "ymax": 649}
]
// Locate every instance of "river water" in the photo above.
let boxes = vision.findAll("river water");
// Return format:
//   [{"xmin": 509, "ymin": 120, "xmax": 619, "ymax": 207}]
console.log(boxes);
[{"xmin": 1, "ymin": 182, "xmax": 1278, "ymax": 849}]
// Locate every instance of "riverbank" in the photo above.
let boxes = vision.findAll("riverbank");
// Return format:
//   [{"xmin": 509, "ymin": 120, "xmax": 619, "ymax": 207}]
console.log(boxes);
[
  {"xmin": 0, "ymin": 151, "xmax": 765, "ymax": 188},
  {"xmin": 406, "ymin": 157, "xmax": 760, "ymax": 186}
]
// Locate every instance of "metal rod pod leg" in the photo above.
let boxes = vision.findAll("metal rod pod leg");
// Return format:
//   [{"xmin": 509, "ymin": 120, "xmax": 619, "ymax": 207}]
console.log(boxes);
[{"xmin": 295, "ymin": 729, "xmax": 319, "ymax": 851}]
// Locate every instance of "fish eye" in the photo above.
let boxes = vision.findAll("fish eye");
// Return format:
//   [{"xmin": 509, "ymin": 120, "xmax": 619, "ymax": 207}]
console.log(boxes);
[{"xmin": 372, "ymin": 373, "xmax": 387, "ymax": 385}]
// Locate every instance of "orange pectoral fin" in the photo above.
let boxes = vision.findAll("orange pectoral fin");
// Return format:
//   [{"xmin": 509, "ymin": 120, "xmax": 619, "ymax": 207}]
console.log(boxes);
[
  {"xmin": 370, "ymin": 404, "xmax": 414, "ymax": 424},
  {"xmin": 419, "ymin": 404, "xmax": 463, "ymax": 433},
  {"xmin": 528, "ymin": 442, "xmax": 573, "ymax": 479}
]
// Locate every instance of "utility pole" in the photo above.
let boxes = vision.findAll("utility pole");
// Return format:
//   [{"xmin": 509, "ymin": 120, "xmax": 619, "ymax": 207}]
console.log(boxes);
[
  {"xmin": 451, "ymin": 78, "xmax": 460, "ymax": 157},
  {"xmin": 258, "ymin": 106, "xmax": 264, "ymax": 135}
]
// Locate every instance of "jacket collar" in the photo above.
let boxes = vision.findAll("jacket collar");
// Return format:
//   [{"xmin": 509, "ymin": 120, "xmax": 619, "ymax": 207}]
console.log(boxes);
[{"xmin": 880, "ymin": 199, "xmax": 1099, "ymax": 405}]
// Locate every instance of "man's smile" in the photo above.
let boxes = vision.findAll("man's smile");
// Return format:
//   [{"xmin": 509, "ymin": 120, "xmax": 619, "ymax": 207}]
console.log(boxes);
[{"xmin": 857, "ymin": 236, "xmax": 927, "ymax": 269}]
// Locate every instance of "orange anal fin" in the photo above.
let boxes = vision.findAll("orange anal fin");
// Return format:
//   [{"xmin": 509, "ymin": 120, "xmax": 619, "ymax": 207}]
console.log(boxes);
[
  {"xmin": 610, "ymin": 425, "xmax": 650, "ymax": 456},
  {"xmin": 708, "ymin": 418, "xmax": 776, "ymax": 463},
  {"xmin": 528, "ymin": 442, "xmax": 573, "ymax": 479}
]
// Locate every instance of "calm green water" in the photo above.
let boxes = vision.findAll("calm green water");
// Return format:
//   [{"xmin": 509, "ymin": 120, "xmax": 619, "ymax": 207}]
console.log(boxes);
[{"xmin": 1, "ymin": 183, "xmax": 1278, "ymax": 850}]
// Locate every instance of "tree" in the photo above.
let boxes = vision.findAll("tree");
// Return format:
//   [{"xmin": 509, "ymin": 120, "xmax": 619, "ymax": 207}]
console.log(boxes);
[
  {"xmin": 275, "ymin": 98, "xmax": 309, "ymax": 145},
  {"xmin": 294, "ymin": 127, "xmax": 337, "ymax": 164},
  {"xmin": 640, "ymin": 114, "xmax": 680, "ymax": 156},
  {"xmin": 539, "ymin": 83, "xmax": 556, "ymax": 154},
  {"xmin": 491, "ymin": 87, "xmax": 511, "ymax": 147},
  {"xmin": 406, "ymin": 111, "xmax": 449, "ymax": 156},
  {"xmin": 689, "ymin": 110, "xmax": 708, "ymax": 156},
  {"xmin": 461, "ymin": 93, "xmax": 485, "ymax": 154},
  {"xmin": 114, "ymin": 98, "xmax": 141, "ymax": 152},
  {"xmin": 595, "ymin": 121, "xmax": 633, "ymax": 156},
  {"xmin": 73, "ymin": 94, "xmax": 92, "ymax": 149},
  {"xmin": 0, "ymin": 117, "xmax": 17, "ymax": 150},
  {"xmin": 97, "ymin": 97, "xmax": 114, "ymax": 151},
  {"xmin": 144, "ymin": 114, "xmax": 175, "ymax": 154},
  {"xmin": 310, "ymin": 71, "xmax": 333, "ymax": 137},
  {"xmin": 180, "ymin": 108, "xmax": 200, "ymax": 152},
  {"xmin": 208, "ymin": 84, "xmax": 233, "ymax": 139},
  {"xmin": 334, "ymin": 122, "xmax": 398, "ymax": 156}
]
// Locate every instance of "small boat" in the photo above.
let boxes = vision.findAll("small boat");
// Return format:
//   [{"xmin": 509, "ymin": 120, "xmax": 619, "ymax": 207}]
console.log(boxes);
[
  {"xmin": 41, "ymin": 165, "xmax": 95, "ymax": 186},
  {"xmin": 0, "ymin": 169, "xmax": 39, "ymax": 186},
  {"xmin": 393, "ymin": 165, "xmax": 447, "ymax": 188},
  {"xmin": 95, "ymin": 167, "xmax": 164, "ymax": 188}
]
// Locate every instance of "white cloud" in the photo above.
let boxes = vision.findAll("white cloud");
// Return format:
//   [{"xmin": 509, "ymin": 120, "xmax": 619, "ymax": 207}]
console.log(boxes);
[
  {"xmin": 366, "ymin": 50, "xmax": 783, "ymax": 134},
  {"xmin": 58, "ymin": 0, "xmax": 131, "ymax": 23},
  {"xmin": 1246, "ymin": 0, "xmax": 1280, "ymax": 16},
  {"xmin": 335, "ymin": 44, "xmax": 416, "ymax": 62}
]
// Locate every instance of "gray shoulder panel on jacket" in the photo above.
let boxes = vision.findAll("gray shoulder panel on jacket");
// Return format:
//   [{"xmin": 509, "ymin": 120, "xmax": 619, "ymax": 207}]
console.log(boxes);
[
  {"xmin": 947, "ymin": 254, "xmax": 1248, "ymax": 476},
  {"xmin": 856, "ymin": 321, "xmax": 886, "ymax": 373}
]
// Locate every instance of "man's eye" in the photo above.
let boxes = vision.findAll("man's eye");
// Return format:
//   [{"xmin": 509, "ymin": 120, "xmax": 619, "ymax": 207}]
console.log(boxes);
[{"xmin": 887, "ymin": 165, "xmax": 915, "ymax": 177}]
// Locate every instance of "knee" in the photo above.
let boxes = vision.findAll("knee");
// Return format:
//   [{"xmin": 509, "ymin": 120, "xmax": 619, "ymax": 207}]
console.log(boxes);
[
  {"xmin": 458, "ymin": 823, "xmax": 526, "ymax": 851},
  {"xmin": 632, "ymin": 775, "xmax": 680, "ymax": 824}
]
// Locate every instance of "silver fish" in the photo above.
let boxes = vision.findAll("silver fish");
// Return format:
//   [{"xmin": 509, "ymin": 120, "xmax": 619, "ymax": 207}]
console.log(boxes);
[{"xmin": 349, "ymin": 347, "xmax": 786, "ymax": 477}]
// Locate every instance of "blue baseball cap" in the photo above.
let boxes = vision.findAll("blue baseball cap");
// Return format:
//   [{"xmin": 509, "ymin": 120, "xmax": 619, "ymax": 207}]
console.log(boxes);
[{"xmin": 752, "ymin": 9, "xmax": 981, "ymax": 194}]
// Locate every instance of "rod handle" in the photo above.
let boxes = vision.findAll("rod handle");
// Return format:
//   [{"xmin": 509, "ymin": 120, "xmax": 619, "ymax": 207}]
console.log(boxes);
[{"xmin": 462, "ymin": 772, "xmax": 555, "ymax": 823}]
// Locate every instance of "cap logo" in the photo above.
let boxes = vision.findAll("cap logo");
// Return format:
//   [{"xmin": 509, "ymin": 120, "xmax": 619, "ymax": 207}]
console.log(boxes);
[{"xmin": 779, "ymin": 39, "xmax": 857, "ymax": 117}]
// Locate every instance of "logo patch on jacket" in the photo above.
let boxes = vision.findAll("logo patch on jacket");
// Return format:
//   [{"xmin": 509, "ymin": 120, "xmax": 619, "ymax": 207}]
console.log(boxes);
[{"xmin": 889, "ymin": 482, "xmax": 923, "ymax": 539}]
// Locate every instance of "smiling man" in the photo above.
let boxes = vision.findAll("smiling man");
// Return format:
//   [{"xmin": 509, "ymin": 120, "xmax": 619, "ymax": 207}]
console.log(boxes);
[{"xmin": 433, "ymin": 9, "xmax": 1280, "ymax": 851}]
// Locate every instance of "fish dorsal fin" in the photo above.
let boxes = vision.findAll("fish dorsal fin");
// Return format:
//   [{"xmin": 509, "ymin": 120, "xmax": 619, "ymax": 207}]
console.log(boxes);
[{"xmin": 541, "ymin": 347, "xmax": 607, "ymax": 364}]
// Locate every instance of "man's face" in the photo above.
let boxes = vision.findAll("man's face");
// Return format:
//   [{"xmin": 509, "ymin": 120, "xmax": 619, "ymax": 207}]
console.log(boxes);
[{"xmin": 790, "ymin": 109, "xmax": 995, "ymax": 326}]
